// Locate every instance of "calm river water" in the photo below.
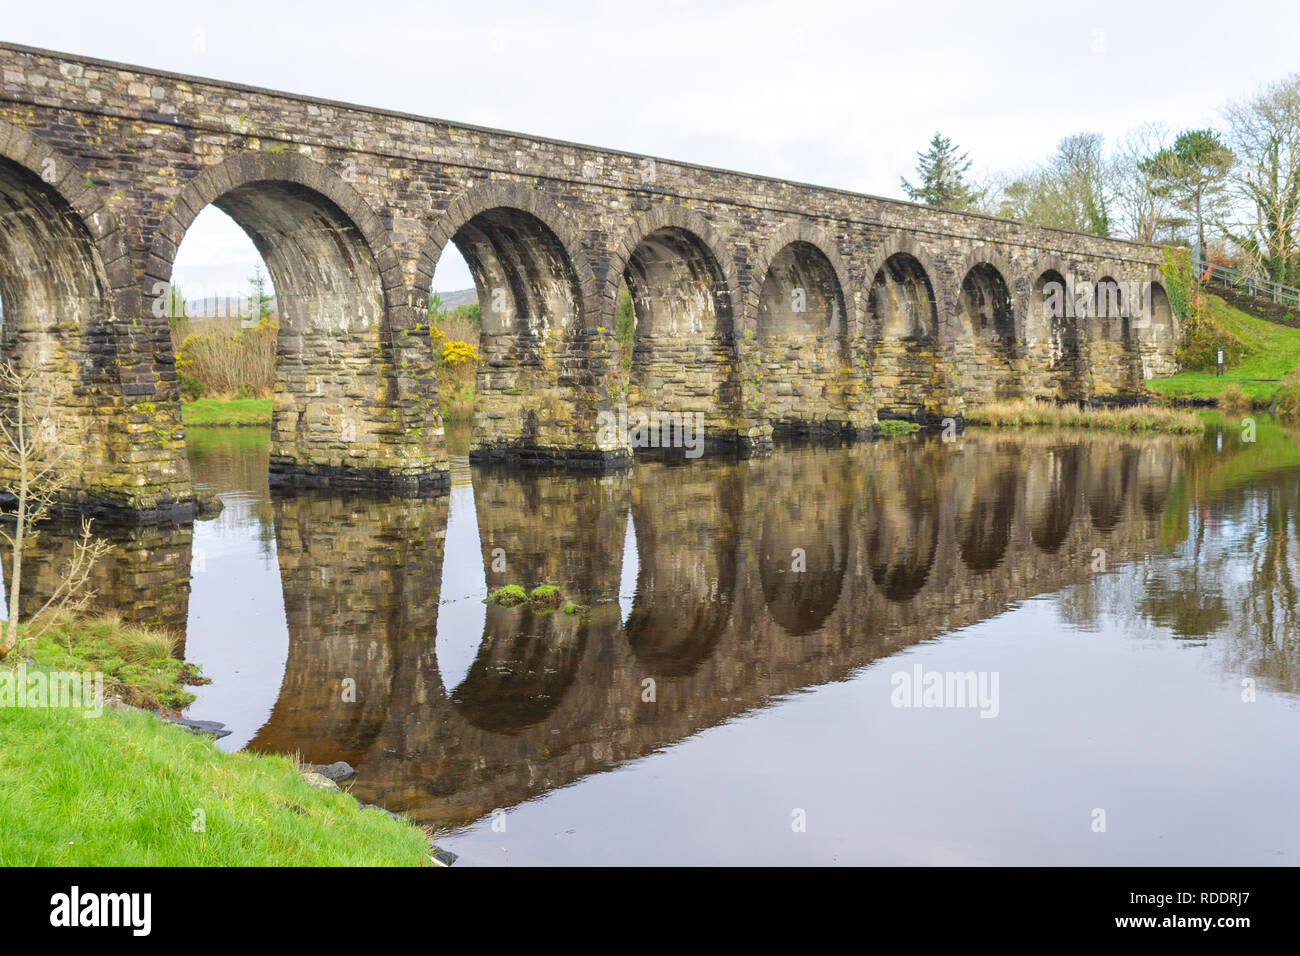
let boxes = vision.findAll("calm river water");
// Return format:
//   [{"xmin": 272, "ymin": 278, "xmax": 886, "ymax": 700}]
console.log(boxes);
[{"xmin": 46, "ymin": 421, "xmax": 1300, "ymax": 865}]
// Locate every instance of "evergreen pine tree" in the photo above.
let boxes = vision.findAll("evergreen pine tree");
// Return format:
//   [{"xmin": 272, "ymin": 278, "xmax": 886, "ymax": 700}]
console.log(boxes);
[{"xmin": 901, "ymin": 133, "xmax": 980, "ymax": 210}]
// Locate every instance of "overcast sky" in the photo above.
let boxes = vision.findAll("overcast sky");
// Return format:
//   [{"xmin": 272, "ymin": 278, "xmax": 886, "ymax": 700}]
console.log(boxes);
[{"xmin": 7, "ymin": 0, "xmax": 1300, "ymax": 297}]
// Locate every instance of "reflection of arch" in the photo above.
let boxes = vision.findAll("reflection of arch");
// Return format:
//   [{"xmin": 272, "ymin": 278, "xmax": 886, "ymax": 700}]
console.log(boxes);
[
  {"xmin": 759, "ymin": 504, "xmax": 849, "ymax": 637},
  {"xmin": 865, "ymin": 455, "xmax": 940, "ymax": 602},
  {"xmin": 451, "ymin": 608, "xmax": 588, "ymax": 735},
  {"xmin": 958, "ymin": 461, "xmax": 1018, "ymax": 572},
  {"xmin": 625, "ymin": 466, "xmax": 739, "ymax": 676},
  {"xmin": 420, "ymin": 182, "xmax": 594, "ymax": 333},
  {"xmin": 1086, "ymin": 446, "xmax": 1136, "ymax": 533},
  {"xmin": 249, "ymin": 491, "xmax": 448, "ymax": 764},
  {"xmin": 1137, "ymin": 448, "xmax": 1173, "ymax": 519},
  {"xmin": 1028, "ymin": 445, "xmax": 1081, "ymax": 553}
]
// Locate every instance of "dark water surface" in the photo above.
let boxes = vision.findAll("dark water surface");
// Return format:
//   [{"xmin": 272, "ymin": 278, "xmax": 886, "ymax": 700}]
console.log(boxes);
[{"xmin": 55, "ymin": 422, "xmax": 1300, "ymax": 864}]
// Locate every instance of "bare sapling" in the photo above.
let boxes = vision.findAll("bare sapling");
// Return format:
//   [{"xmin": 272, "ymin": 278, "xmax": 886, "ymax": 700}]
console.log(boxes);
[{"xmin": 0, "ymin": 362, "xmax": 111, "ymax": 659}]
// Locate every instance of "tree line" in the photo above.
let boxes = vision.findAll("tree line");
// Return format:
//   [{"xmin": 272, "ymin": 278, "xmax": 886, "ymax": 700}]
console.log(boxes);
[{"xmin": 901, "ymin": 71, "xmax": 1300, "ymax": 286}]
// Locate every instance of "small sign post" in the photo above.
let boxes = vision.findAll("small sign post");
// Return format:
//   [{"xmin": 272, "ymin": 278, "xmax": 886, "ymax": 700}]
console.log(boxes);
[{"xmin": 1216, "ymin": 349, "xmax": 1224, "ymax": 378}]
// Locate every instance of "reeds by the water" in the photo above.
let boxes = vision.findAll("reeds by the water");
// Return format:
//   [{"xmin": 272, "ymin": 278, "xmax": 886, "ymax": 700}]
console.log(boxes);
[{"xmin": 965, "ymin": 400, "xmax": 1204, "ymax": 434}]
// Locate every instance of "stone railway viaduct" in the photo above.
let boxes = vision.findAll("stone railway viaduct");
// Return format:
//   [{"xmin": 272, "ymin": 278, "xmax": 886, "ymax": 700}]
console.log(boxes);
[{"xmin": 0, "ymin": 43, "xmax": 1178, "ymax": 517}]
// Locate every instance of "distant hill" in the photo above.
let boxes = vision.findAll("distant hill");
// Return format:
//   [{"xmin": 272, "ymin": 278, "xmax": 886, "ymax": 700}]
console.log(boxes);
[
  {"xmin": 179, "ymin": 287, "xmax": 478, "ymax": 319},
  {"xmin": 184, "ymin": 295, "xmax": 278, "ymax": 319},
  {"xmin": 434, "ymin": 287, "xmax": 477, "ymax": 310}
]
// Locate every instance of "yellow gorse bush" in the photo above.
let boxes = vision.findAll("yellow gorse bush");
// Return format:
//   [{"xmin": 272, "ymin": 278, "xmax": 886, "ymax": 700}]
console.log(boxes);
[{"xmin": 441, "ymin": 339, "xmax": 478, "ymax": 367}]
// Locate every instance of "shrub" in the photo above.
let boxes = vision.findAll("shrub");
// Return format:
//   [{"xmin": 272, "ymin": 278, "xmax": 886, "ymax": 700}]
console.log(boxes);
[
  {"xmin": 1218, "ymin": 384, "xmax": 1251, "ymax": 413},
  {"xmin": 176, "ymin": 318, "xmax": 276, "ymax": 397},
  {"xmin": 179, "ymin": 373, "xmax": 204, "ymax": 401}
]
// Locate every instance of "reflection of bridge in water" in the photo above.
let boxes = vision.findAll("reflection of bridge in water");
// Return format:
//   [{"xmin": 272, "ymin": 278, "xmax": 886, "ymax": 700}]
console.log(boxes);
[{"xmin": 250, "ymin": 434, "xmax": 1193, "ymax": 829}]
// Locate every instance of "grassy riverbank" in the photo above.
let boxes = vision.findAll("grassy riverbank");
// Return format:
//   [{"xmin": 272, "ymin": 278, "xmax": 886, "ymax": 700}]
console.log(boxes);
[
  {"xmin": 182, "ymin": 397, "xmax": 272, "ymax": 427},
  {"xmin": 1148, "ymin": 290, "xmax": 1300, "ymax": 403},
  {"xmin": 0, "ymin": 615, "xmax": 432, "ymax": 866},
  {"xmin": 182, "ymin": 391, "xmax": 476, "ymax": 426},
  {"xmin": 965, "ymin": 400, "xmax": 1205, "ymax": 433}
]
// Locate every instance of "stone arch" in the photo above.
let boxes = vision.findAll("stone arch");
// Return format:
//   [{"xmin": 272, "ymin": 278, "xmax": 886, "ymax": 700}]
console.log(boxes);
[
  {"xmin": 744, "ymin": 221, "xmax": 854, "ymax": 336},
  {"xmin": 603, "ymin": 203, "xmax": 739, "ymax": 332},
  {"xmin": 861, "ymin": 235, "xmax": 947, "ymax": 339},
  {"xmin": 1025, "ymin": 258, "xmax": 1087, "ymax": 401},
  {"xmin": 421, "ymin": 182, "xmax": 625, "ymax": 464},
  {"xmin": 0, "ymin": 120, "xmax": 143, "ymax": 508},
  {"xmin": 1088, "ymin": 263, "xmax": 1144, "ymax": 399},
  {"xmin": 1022, "ymin": 254, "xmax": 1070, "ymax": 334},
  {"xmin": 1137, "ymin": 269, "xmax": 1178, "ymax": 379},
  {"xmin": 950, "ymin": 247, "xmax": 1021, "ymax": 338},
  {"xmin": 606, "ymin": 204, "xmax": 743, "ymax": 446},
  {"xmin": 863, "ymin": 236, "xmax": 947, "ymax": 421},
  {"xmin": 418, "ymin": 181, "xmax": 598, "ymax": 333},
  {"xmin": 149, "ymin": 150, "xmax": 439, "ymax": 488},
  {"xmin": 952, "ymin": 247, "xmax": 1024, "ymax": 404},
  {"xmin": 148, "ymin": 151, "xmax": 403, "ymax": 314},
  {"xmin": 748, "ymin": 223, "xmax": 857, "ymax": 436}
]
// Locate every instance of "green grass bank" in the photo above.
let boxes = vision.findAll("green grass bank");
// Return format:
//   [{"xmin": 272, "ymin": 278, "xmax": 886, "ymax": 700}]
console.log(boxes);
[{"xmin": 0, "ymin": 615, "xmax": 433, "ymax": 866}]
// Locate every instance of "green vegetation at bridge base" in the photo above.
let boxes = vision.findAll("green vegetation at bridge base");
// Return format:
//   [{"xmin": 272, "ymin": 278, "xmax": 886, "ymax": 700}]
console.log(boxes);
[
  {"xmin": 878, "ymin": 419, "xmax": 922, "ymax": 436},
  {"xmin": 182, "ymin": 397, "xmax": 273, "ymax": 428},
  {"xmin": 0, "ymin": 614, "xmax": 431, "ymax": 866}
]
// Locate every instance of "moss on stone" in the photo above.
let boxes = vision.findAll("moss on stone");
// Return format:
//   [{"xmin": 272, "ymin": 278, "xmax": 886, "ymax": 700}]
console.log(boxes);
[
  {"xmin": 487, "ymin": 584, "xmax": 528, "ymax": 607},
  {"xmin": 878, "ymin": 419, "xmax": 922, "ymax": 436},
  {"xmin": 529, "ymin": 585, "xmax": 563, "ymax": 609}
]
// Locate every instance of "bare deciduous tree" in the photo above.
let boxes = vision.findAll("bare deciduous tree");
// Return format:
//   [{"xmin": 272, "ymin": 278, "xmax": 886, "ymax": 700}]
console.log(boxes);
[
  {"xmin": 1223, "ymin": 73, "xmax": 1300, "ymax": 284},
  {"xmin": 0, "ymin": 362, "xmax": 111, "ymax": 659}
]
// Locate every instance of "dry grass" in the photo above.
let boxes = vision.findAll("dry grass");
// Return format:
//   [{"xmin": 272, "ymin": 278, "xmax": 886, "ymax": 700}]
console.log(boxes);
[
  {"xmin": 1218, "ymin": 384, "xmax": 1253, "ymax": 414},
  {"xmin": 1273, "ymin": 370, "xmax": 1300, "ymax": 424},
  {"xmin": 173, "ymin": 317, "xmax": 276, "ymax": 398},
  {"xmin": 966, "ymin": 399, "xmax": 1205, "ymax": 434},
  {"xmin": 76, "ymin": 612, "xmax": 178, "ymax": 663}
]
